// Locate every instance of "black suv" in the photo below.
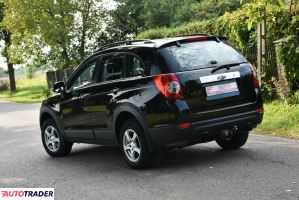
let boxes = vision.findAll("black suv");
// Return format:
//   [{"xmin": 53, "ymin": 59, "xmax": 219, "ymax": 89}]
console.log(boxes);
[{"xmin": 40, "ymin": 35, "xmax": 263, "ymax": 169}]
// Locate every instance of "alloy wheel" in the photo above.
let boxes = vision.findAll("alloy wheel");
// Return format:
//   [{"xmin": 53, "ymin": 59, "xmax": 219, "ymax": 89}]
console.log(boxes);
[
  {"xmin": 123, "ymin": 129, "xmax": 141, "ymax": 162},
  {"xmin": 44, "ymin": 126, "xmax": 60, "ymax": 152}
]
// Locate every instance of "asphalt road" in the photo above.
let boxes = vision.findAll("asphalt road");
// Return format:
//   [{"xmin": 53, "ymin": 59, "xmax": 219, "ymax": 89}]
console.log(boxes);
[{"xmin": 0, "ymin": 100, "xmax": 298, "ymax": 200}]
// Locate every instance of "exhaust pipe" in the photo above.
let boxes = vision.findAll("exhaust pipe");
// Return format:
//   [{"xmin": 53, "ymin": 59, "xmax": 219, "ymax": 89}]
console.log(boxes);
[{"xmin": 220, "ymin": 126, "xmax": 238, "ymax": 140}]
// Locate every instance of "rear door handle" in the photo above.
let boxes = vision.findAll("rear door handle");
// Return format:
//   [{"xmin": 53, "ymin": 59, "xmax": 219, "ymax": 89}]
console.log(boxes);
[{"xmin": 80, "ymin": 93, "xmax": 93, "ymax": 99}]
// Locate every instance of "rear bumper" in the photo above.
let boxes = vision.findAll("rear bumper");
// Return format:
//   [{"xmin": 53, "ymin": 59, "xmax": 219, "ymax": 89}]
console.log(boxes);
[{"xmin": 148, "ymin": 110, "xmax": 263, "ymax": 147}]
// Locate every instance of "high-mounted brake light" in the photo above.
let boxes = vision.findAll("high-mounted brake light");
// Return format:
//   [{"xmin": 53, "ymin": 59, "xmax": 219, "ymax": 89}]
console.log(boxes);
[
  {"xmin": 153, "ymin": 73, "xmax": 184, "ymax": 100},
  {"xmin": 249, "ymin": 63, "xmax": 260, "ymax": 87},
  {"xmin": 187, "ymin": 36, "xmax": 209, "ymax": 42}
]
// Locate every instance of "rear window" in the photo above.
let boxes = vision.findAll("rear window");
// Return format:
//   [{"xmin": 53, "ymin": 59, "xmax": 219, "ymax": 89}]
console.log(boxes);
[{"xmin": 158, "ymin": 41, "xmax": 246, "ymax": 72}]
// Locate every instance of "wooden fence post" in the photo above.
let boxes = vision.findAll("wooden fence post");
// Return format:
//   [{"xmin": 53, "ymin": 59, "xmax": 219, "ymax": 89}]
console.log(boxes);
[
  {"xmin": 257, "ymin": 9, "xmax": 266, "ymax": 86},
  {"xmin": 273, "ymin": 38, "xmax": 288, "ymax": 99}
]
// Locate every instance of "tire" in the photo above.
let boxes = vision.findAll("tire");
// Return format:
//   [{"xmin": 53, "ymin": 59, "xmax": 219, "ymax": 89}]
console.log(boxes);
[
  {"xmin": 216, "ymin": 130, "xmax": 249, "ymax": 150},
  {"xmin": 120, "ymin": 119, "xmax": 156, "ymax": 169},
  {"xmin": 41, "ymin": 119, "xmax": 73, "ymax": 157}
]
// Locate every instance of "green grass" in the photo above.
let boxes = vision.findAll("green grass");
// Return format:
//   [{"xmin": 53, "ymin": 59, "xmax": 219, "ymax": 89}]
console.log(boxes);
[
  {"xmin": 256, "ymin": 101, "xmax": 299, "ymax": 139},
  {"xmin": 0, "ymin": 76, "xmax": 49, "ymax": 103}
]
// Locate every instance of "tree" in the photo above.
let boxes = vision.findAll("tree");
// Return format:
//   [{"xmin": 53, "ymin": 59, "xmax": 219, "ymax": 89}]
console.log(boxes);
[
  {"xmin": 110, "ymin": 0, "xmax": 144, "ymax": 38},
  {"xmin": 173, "ymin": 0, "xmax": 200, "ymax": 25},
  {"xmin": 0, "ymin": 1, "xmax": 16, "ymax": 92},
  {"xmin": 143, "ymin": 0, "xmax": 181, "ymax": 28},
  {"xmin": 3, "ymin": 0, "xmax": 106, "ymax": 70},
  {"xmin": 190, "ymin": 0, "xmax": 245, "ymax": 21}
]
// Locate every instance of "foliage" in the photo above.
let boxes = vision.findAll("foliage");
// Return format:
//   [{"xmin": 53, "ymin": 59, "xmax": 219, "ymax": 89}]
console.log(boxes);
[
  {"xmin": 277, "ymin": 35, "xmax": 299, "ymax": 93},
  {"xmin": 256, "ymin": 100, "xmax": 299, "ymax": 138},
  {"xmin": 287, "ymin": 90, "xmax": 299, "ymax": 105},
  {"xmin": 142, "ymin": 0, "xmax": 244, "ymax": 27},
  {"xmin": 172, "ymin": 0, "xmax": 199, "ymax": 25},
  {"xmin": 26, "ymin": 65, "xmax": 34, "ymax": 79},
  {"xmin": 0, "ymin": 80, "xmax": 8, "ymax": 91},
  {"xmin": 0, "ymin": 0, "xmax": 16, "ymax": 92},
  {"xmin": 3, "ymin": 0, "xmax": 106, "ymax": 69},
  {"xmin": 190, "ymin": 0, "xmax": 245, "ymax": 21},
  {"xmin": 142, "ymin": 0, "xmax": 181, "ymax": 28},
  {"xmin": 42, "ymin": 87, "xmax": 51, "ymax": 98},
  {"xmin": 137, "ymin": 19, "xmax": 217, "ymax": 39},
  {"xmin": 100, "ymin": 0, "xmax": 145, "ymax": 43}
]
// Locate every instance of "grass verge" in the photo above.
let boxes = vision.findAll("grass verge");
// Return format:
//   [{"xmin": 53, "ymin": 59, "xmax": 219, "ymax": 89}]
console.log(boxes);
[
  {"xmin": 0, "ymin": 76, "xmax": 49, "ymax": 103},
  {"xmin": 256, "ymin": 101, "xmax": 299, "ymax": 139}
]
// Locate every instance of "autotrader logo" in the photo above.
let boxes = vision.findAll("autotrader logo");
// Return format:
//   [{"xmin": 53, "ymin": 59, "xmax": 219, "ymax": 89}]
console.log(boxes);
[{"xmin": 0, "ymin": 188, "xmax": 54, "ymax": 200}]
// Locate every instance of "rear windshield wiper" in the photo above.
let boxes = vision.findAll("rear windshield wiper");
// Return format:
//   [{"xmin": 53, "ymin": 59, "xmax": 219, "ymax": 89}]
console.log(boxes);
[{"xmin": 211, "ymin": 62, "xmax": 245, "ymax": 73}]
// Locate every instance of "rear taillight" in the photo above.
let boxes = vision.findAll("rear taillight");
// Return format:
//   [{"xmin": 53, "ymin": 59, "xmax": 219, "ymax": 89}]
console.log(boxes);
[
  {"xmin": 153, "ymin": 73, "xmax": 184, "ymax": 100},
  {"xmin": 177, "ymin": 122, "xmax": 192, "ymax": 129},
  {"xmin": 258, "ymin": 107, "xmax": 264, "ymax": 113},
  {"xmin": 249, "ymin": 63, "xmax": 260, "ymax": 87}
]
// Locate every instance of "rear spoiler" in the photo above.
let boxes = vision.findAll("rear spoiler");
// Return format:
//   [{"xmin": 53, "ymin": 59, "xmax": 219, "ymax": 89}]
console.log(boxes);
[{"xmin": 159, "ymin": 36, "xmax": 228, "ymax": 48}]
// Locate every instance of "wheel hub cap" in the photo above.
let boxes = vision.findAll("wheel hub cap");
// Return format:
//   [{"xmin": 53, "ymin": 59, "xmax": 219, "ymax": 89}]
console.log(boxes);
[
  {"xmin": 123, "ymin": 129, "xmax": 141, "ymax": 163},
  {"xmin": 44, "ymin": 126, "xmax": 60, "ymax": 152}
]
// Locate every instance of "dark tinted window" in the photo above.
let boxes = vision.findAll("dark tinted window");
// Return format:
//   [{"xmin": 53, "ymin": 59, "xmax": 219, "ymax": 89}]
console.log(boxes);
[
  {"xmin": 130, "ymin": 48, "xmax": 154, "ymax": 76},
  {"xmin": 125, "ymin": 54, "xmax": 145, "ymax": 77},
  {"xmin": 100, "ymin": 54, "xmax": 125, "ymax": 82},
  {"xmin": 159, "ymin": 41, "xmax": 246, "ymax": 72},
  {"xmin": 70, "ymin": 61, "xmax": 96, "ymax": 90}
]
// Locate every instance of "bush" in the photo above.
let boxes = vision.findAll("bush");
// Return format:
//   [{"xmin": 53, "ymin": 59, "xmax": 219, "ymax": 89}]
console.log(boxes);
[
  {"xmin": 287, "ymin": 90, "xmax": 299, "ymax": 105},
  {"xmin": 0, "ymin": 80, "xmax": 9, "ymax": 92},
  {"xmin": 277, "ymin": 35, "xmax": 299, "ymax": 93},
  {"xmin": 136, "ymin": 19, "xmax": 218, "ymax": 40},
  {"xmin": 42, "ymin": 87, "xmax": 51, "ymax": 98}
]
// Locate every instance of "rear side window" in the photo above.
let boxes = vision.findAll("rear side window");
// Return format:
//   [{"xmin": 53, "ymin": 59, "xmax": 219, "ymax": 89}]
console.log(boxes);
[
  {"xmin": 100, "ymin": 54, "xmax": 125, "ymax": 82},
  {"xmin": 158, "ymin": 41, "xmax": 246, "ymax": 72},
  {"xmin": 125, "ymin": 54, "xmax": 145, "ymax": 77}
]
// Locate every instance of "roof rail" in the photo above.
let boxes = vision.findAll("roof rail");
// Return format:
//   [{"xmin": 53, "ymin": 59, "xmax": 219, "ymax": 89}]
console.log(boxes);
[
  {"xmin": 95, "ymin": 39, "xmax": 154, "ymax": 53},
  {"xmin": 173, "ymin": 34, "xmax": 211, "ymax": 38}
]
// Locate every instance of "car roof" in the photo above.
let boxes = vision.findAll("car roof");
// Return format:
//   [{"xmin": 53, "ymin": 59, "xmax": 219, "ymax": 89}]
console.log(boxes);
[{"xmin": 94, "ymin": 34, "xmax": 227, "ymax": 54}]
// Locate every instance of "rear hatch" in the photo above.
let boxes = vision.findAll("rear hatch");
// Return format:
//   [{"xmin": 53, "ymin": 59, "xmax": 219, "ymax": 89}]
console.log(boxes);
[{"xmin": 157, "ymin": 39, "xmax": 258, "ymax": 120}]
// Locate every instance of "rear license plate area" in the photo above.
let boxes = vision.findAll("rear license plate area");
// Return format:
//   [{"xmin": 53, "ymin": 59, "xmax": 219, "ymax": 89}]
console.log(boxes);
[{"xmin": 205, "ymin": 81, "xmax": 239, "ymax": 100}]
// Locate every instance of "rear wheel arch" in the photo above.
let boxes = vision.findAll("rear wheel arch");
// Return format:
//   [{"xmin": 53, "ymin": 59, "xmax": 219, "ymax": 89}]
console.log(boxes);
[
  {"xmin": 115, "ymin": 111, "xmax": 138, "ymax": 142},
  {"xmin": 113, "ymin": 105, "xmax": 155, "ymax": 152}
]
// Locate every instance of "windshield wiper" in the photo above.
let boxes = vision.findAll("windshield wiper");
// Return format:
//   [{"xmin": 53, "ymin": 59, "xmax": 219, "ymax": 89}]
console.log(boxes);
[{"xmin": 211, "ymin": 62, "xmax": 245, "ymax": 73}]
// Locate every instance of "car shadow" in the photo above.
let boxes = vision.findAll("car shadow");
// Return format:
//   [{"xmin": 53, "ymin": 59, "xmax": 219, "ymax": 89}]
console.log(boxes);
[
  {"xmin": 154, "ymin": 145, "xmax": 254, "ymax": 170},
  {"xmin": 44, "ymin": 143, "xmax": 256, "ymax": 172}
]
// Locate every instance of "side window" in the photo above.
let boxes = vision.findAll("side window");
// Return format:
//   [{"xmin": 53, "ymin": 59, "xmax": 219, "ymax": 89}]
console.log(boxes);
[
  {"xmin": 125, "ymin": 54, "xmax": 145, "ymax": 77},
  {"xmin": 71, "ymin": 61, "xmax": 96, "ymax": 90},
  {"xmin": 100, "ymin": 54, "xmax": 125, "ymax": 82}
]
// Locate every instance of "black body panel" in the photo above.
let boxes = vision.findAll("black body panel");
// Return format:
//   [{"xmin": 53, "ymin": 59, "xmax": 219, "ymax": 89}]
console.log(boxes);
[{"xmin": 40, "ymin": 36, "xmax": 263, "ymax": 151}]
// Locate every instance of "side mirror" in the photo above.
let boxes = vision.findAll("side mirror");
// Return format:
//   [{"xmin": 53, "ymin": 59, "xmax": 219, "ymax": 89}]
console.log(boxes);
[{"xmin": 53, "ymin": 81, "xmax": 65, "ymax": 94}]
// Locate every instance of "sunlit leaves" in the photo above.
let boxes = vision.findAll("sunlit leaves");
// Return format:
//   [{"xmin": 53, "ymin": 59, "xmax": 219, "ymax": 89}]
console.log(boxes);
[{"xmin": 3, "ymin": 0, "xmax": 106, "ymax": 69}]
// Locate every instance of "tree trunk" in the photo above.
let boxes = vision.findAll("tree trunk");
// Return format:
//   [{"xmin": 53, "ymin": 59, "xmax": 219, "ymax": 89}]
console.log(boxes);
[
  {"xmin": 79, "ymin": 0, "xmax": 91, "ymax": 61},
  {"xmin": 79, "ymin": 25, "xmax": 86, "ymax": 60},
  {"xmin": 290, "ymin": 0, "xmax": 297, "ymax": 15},
  {"xmin": 3, "ymin": 31, "xmax": 16, "ymax": 92},
  {"xmin": 7, "ymin": 62, "xmax": 16, "ymax": 92},
  {"xmin": 62, "ymin": 46, "xmax": 71, "ymax": 69}
]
